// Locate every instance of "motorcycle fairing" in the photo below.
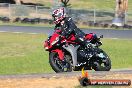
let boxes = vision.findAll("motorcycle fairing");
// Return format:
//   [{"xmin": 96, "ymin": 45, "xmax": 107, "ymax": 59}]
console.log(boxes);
[
  {"xmin": 63, "ymin": 44, "xmax": 80, "ymax": 66},
  {"xmin": 85, "ymin": 33, "xmax": 96, "ymax": 40},
  {"xmin": 50, "ymin": 33, "xmax": 59, "ymax": 44},
  {"xmin": 52, "ymin": 49, "xmax": 64, "ymax": 60},
  {"xmin": 45, "ymin": 31, "xmax": 60, "ymax": 50}
]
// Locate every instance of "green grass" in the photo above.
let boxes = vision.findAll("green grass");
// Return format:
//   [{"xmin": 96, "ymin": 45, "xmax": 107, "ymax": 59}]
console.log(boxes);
[
  {"xmin": 33, "ymin": 0, "xmax": 132, "ymax": 11},
  {"xmin": 0, "ymin": 32, "xmax": 53, "ymax": 75},
  {"xmin": 0, "ymin": 32, "xmax": 132, "ymax": 75},
  {"xmin": 70, "ymin": 0, "xmax": 115, "ymax": 10},
  {"xmin": 0, "ymin": 22, "xmax": 54, "ymax": 28},
  {"xmin": 101, "ymin": 39, "xmax": 132, "ymax": 69}
]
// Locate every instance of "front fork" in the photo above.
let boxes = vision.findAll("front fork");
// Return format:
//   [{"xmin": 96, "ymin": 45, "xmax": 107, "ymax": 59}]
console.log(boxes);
[
  {"xmin": 51, "ymin": 45, "xmax": 80, "ymax": 67},
  {"xmin": 62, "ymin": 45, "xmax": 80, "ymax": 67},
  {"xmin": 51, "ymin": 49, "xmax": 64, "ymax": 61}
]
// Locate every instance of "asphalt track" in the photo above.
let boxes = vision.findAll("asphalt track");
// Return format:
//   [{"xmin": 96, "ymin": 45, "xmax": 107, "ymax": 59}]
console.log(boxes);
[
  {"xmin": 0, "ymin": 25, "xmax": 132, "ymax": 78},
  {"xmin": 0, "ymin": 25, "xmax": 132, "ymax": 39},
  {"xmin": 0, "ymin": 69, "xmax": 132, "ymax": 79}
]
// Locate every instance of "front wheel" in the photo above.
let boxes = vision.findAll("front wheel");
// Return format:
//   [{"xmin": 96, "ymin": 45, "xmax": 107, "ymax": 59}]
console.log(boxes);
[
  {"xmin": 92, "ymin": 49, "xmax": 111, "ymax": 71},
  {"xmin": 49, "ymin": 52, "xmax": 72, "ymax": 73}
]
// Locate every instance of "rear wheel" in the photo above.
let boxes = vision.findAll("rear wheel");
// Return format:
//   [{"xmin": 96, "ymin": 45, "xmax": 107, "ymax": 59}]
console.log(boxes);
[
  {"xmin": 49, "ymin": 52, "xmax": 72, "ymax": 73},
  {"xmin": 92, "ymin": 49, "xmax": 111, "ymax": 71}
]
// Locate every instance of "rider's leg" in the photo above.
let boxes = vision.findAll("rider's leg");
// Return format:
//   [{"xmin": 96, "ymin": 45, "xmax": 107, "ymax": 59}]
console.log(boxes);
[{"xmin": 74, "ymin": 30, "xmax": 96, "ymax": 59}]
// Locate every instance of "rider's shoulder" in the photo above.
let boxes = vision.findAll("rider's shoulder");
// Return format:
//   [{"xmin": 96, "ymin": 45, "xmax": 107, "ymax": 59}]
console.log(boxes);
[{"xmin": 65, "ymin": 17, "xmax": 73, "ymax": 22}]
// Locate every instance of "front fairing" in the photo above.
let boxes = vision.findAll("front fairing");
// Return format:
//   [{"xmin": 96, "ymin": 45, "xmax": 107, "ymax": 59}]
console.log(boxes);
[
  {"xmin": 44, "ymin": 36, "xmax": 51, "ymax": 50},
  {"xmin": 44, "ymin": 30, "xmax": 60, "ymax": 51}
]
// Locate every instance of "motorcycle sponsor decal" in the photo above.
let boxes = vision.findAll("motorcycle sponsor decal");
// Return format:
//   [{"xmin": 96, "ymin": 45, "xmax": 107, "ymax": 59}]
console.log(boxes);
[{"xmin": 78, "ymin": 68, "xmax": 131, "ymax": 86}]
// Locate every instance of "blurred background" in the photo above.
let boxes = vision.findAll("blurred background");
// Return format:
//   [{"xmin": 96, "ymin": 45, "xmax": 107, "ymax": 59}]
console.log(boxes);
[{"xmin": 0, "ymin": 0, "xmax": 132, "ymax": 28}]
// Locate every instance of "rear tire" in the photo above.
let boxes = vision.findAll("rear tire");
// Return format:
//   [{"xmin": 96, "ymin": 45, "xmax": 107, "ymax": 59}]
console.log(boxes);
[{"xmin": 49, "ymin": 52, "xmax": 72, "ymax": 73}]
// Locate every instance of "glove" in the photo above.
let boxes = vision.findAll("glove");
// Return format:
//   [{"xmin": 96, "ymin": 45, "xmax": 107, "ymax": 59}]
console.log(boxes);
[
  {"xmin": 59, "ymin": 35, "xmax": 65, "ymax": 40},
  {"xmin": 59, "ymin": 35, "xmax": 66, "ymax": 44}
]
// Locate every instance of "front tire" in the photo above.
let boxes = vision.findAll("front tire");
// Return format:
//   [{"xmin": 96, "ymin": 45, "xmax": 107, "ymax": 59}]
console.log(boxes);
[
  {"xmin": 92, "ymin": 49, "xmax": 111, "ymax": 71},
  {"xmin": 49, "ymin": 52, "xmax": 72, "ymax": 73}
]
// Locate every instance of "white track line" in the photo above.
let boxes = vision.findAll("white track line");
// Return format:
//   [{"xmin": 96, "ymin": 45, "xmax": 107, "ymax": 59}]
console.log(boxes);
[
  {"xmin": 28, "ymin": 33, "xmax": 39, "ymax": 35},
  {"xmin": 12, "ymin": 32, "xmax": 23, "ymax": 34},
  {"xmin": 0, "ymin": 31, "xmax": 7, "ymax": 33},
  {"xmin": 0, "ymin": 31, "xmax": 39, "ymax": 35},
  {"xmin": 110, "ymin": 38, "xmax": 119, "ymax": 39},
  {"xmin": 104, "ymin": 38, "xmax": 119, "ymax": 39}
]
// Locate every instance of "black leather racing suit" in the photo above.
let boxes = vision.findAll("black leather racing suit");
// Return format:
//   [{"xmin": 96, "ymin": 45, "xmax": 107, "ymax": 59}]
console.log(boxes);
[
  {"xmin": 54, "ymin": 17, "xmax": 94, "ymax": 61},
  {"xmin": 55, "ymin": 17, "xmax": 86, "ymax": 44}
]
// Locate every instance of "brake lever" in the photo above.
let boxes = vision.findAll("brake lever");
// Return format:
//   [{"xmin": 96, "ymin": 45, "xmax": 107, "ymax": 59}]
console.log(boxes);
[{"xmin": 100, "ymin": 35, "xmax": 103, "ymax": 38}]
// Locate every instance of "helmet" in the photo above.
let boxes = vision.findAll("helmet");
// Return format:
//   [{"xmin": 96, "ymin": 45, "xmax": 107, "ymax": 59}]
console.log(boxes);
[{"xmin": 52, "ymin": 7, "xmax": 66, "ymax": 24}]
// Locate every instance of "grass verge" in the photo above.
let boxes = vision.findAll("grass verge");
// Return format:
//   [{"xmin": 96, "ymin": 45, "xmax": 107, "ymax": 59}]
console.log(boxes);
[
  {"xmin": 0, "ymin": 22, "xmax": 54, "ymax": 28},
  {"xmin": 25, "ymin": 0, "xmax": 132, "ymax": 11},
  {"xmin": 102, "ymin": 39, "xmax": 132, "ymax": 69},
  {"xmin": 0, "ymin": 22, "xmax": 127, "ymax": 30},
  {"xmin": 0, "ymin": 32, "xmax": 132, "ymax": 75},
  {"xmin": 0, "ymin": 32, "xmax": 53, "ymax": 75}
]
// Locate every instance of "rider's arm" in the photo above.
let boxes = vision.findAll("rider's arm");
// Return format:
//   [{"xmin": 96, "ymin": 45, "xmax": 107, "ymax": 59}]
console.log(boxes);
[
  {"xmin": 54, "ymin": 23, "xmax": 61, "ymax": 30},
  {"xmin": 61, "ymin": 17, "xmax": 77, "ymax": 38}
]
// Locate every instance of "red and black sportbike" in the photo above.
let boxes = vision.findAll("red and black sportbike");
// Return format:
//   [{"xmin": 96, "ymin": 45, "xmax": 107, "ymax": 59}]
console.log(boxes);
[{"xmin": 44, "ymin": 29, "xmax": 111, "ymax": 73}]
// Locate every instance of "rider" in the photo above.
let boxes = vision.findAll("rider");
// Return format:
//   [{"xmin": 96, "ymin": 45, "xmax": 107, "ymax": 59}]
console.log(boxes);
[{"xmin": 52, "ymin": 7, "xmax": 96, "ymax": 65}]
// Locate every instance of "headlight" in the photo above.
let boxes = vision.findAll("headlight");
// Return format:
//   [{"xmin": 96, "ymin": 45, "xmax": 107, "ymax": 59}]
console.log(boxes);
[
  {"xmin": 45, "ymin": 46, "xmax": 49, "ymax": 50},
  {"xmin": 44, "ymin": 41, "xmax": 49, "ymax": 50},
  {"xmin": 51, "ymin": 37, "xmax": 59, "ymax": 45}
]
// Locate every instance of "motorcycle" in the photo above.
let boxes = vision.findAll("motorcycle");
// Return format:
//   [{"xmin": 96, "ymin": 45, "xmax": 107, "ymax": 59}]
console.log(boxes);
[{"xmin": 44, "ymin": 29, "xmax": 111, "ymax": 73}]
